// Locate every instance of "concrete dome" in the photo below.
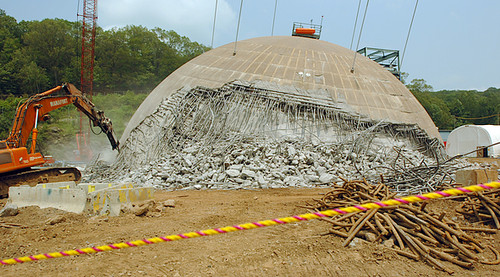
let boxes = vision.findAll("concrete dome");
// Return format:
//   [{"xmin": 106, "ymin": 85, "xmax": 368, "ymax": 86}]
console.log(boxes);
[{"xmin": 122, "ymin": 36, "xmax": 439, "ymax": 142}]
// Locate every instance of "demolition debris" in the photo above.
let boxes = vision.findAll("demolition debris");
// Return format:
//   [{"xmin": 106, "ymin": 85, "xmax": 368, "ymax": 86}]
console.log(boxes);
[{"xmin": 89, "ymin": 81, "xmax": 480, "ymax": 194}]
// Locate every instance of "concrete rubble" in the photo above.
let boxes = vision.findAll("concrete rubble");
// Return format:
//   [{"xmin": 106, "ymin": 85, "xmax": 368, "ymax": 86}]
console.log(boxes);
[
  {"xmin": 0, "ymin": 204, "xmax": 19, "ymax": 217},
  {"xmin": 88, "ymin": 81, "xmax": 484, "ymax": 194},
  {"xmin": 89, "ymin": 134, "xmax": 478, "ymax": 194}
]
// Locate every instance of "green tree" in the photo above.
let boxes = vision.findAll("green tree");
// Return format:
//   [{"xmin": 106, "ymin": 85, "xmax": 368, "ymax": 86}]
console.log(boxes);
[
  {"xmin": 406, "ymin": 78, "xmax": 433, "ymax": 93},
  {"xmin": 154, "ymin": 28, "xmax": 210, "ymax": 60},
  {"xmin": 21, "ymin": 19, "xmax": 80, "ymax": 87},
  {"xmin": 399, "ymin": 72, "xmax": 409, "ymax": 85},
  {"xmin": 407, "ymin": 79, "xmax": 455, "ymax": 129},
  {"xmin": 94, "ymin": 26, "xmax": 201, "ymax": 92},
  {"xmin": 0, "ymin": 96, "xmax": 22, "ymax": 139},
  {"xmin": 0, "ymin": 9, "xmax": 22, "ymax": 95},
  {"xmin": 406, "ymin": 78, "xmax": 500, "ymax": 128},
  {"xmin": 17, "ymin": 61, "xmax": 49, "ymax": 93},
  {"xmin": 0, "ymin": 11, "xmax": 210, "ymax": 96}
]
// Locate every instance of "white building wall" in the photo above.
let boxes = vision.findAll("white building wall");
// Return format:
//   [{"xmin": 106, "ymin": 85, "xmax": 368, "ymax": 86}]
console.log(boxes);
[{"xmin": 446, "ymin": 125, "xmax": 500, "ymax": 158}]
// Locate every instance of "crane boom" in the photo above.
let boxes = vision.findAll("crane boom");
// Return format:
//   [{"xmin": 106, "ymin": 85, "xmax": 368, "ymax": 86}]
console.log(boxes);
[
  {"xmin": 81, "ymin": 0, "xmax": 97, "ymax": 96},
  {"xmin": 77, "ymin": 0, "xmax": 98, "ymax": 160}
]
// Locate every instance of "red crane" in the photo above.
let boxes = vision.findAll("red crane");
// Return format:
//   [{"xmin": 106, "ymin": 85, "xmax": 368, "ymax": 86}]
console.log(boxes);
[
  {"xmin": 81, "ymin": 0, "xmax": 97, "ymax": 96},
  {"xmin": 77, "ymin": 0, "xmax": 97, "ymax": 160}
]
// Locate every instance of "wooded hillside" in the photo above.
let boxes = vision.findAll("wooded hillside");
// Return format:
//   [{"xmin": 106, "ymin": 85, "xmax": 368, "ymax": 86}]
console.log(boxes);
[
  {"xmin": 406, "ymin": 79, "xmax": 499, "ymax": 130},
  {"xmin": 0, "ymin": 10, "xmax": 208, "ymax": 95}
]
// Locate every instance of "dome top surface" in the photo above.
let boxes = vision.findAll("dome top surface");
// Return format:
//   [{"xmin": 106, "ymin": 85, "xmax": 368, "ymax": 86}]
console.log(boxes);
[{"xmin": 122, "ymin": 36, "xmax": 439, "ymax": 142}]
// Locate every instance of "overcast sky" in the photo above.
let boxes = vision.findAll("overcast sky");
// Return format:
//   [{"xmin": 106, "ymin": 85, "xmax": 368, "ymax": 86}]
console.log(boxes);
[{"xmin": 2, "ymin": 0, "xmax": 499, "ymax": 91}]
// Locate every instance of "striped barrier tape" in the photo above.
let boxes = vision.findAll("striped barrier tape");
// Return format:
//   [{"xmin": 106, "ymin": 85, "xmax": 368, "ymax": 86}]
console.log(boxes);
[{"xmin": 2, "ymin": 181, "xmax": 499, "ymax": 265}]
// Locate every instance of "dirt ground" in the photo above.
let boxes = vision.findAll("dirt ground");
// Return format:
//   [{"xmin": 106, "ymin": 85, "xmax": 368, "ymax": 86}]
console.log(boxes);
[{"xmin": 1, "ymin": 188, "xmax": 499, "ymax": 277}]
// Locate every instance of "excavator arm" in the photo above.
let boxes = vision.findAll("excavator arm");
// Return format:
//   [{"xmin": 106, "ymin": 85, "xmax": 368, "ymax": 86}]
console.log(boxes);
[
  {"xmin": 0, "ymin": 83, "xmax": 119, "ymax": 197},
  {"xmin": 61, "ymin": 83, "xmax": 120, "ymax": 151},
  {"xmin": 3, "ymin": 83, "xmax": 119, "ymax": 152}
]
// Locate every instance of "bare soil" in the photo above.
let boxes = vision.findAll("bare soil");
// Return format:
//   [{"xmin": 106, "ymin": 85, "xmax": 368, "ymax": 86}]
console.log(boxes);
[{"xmin": 1, "ymin": 188, "xmax": 499, "ymax": 276}]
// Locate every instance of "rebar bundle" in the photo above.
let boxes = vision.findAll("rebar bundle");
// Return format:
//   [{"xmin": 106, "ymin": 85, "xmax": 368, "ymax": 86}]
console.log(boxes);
[{"xmin": 303, "ymin": 179, "xmax": 500, "ymax": 274}]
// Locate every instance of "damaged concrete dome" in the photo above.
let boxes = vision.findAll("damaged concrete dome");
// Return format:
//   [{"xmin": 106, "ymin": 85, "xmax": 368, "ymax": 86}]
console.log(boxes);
[
  {"xmin": 122, "ymin": 36, "xmax": 439, "ymax": 144},
  {"xmin": 94, "ymin": 36, "xmax": 446, "ymax": 190}
]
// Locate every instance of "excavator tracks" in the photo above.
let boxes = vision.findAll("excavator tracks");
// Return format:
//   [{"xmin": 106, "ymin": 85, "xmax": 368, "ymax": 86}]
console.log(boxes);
[{"xmin": 0, "ymin": 167, "xmax": 81, "ymax": 198}]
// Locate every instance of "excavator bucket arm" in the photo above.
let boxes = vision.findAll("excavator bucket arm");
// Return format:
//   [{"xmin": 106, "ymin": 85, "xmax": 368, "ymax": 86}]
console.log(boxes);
[
  {"xmin": 63, "ymin": 83, "xmax": 120, "ymax": 151},
  {"xmin": 3, "ymin": 83, "xmax": 119, "ymax": 152}
]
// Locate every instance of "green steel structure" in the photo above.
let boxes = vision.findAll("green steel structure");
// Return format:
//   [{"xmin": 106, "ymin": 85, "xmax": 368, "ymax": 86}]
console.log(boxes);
[{"xmin": 357, "ymin": 47, "xmax": 401, "ymax": 80}]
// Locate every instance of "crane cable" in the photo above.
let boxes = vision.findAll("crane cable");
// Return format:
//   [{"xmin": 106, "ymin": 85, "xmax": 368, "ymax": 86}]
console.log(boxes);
[
  {"xmin": 271, "ymin": 0, "xmax": 278, "ymax": 36},
  {"xmin": 210, "ymin": 0, "xmax": 218, "ymax": 48},
  {"xmin": 233, "ymin": 0, "xmax": 244, "ymax": 56},
  {"xmin": 400, "ymin": 0, "xmax": 419, "ymax": 69},
  {"xmin": 350, "ymin": 0, "xmax": 370, "ymax": 73},
  {"xmin": 76, "ymin": 0, "xmax": 81, "ymax": 22},
  {"xmin": 349, "ymin": 0, "xmax": 363, "ymax": 50}
]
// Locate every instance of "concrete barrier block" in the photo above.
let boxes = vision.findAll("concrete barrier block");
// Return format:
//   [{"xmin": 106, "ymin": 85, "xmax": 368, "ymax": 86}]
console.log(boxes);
[
  {"xmin": 455, "ymin": 169, "xmax": 498, "ymax": 186},
  {"xmin": 8, "ymin": 186, "xmax": 87, "ymax": 214},
  {"xmin": 86, "ymin": 190, "xmax": 115, "ymax": 216},
  {"xmin": 35, "ymin": 181, "xmax": 77, "ymax": 189},
  {"xmin": 8, "ymin": 182, "xmax": 153, "ymax": 216},
  {"xmin": 87, "ymin": 187, "xmax": 154, "ymax": 216},
  {"xmin": 78, "ymin": 183, "xmax": 113, "ymax": 193},
  {"xmin": 115, "ymin": 187, "xmax": 154, "ymax": 203},
  {"xmin": 78, "ymin": 183, "xmax": 134, "ymax": 193}
]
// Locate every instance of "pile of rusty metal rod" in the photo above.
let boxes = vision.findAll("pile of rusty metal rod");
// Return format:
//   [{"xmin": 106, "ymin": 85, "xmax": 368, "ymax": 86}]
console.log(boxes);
[
  {"xmin": 455, "ymin": 189, "xmax": 500, "ymax": 229},
  {"xmin": 377, "ymin": 147, "xmax": 466, "ymax": 195},
  {"xmin": 303, "ymin": 179, "xmax": 500, "ymax": 274}
]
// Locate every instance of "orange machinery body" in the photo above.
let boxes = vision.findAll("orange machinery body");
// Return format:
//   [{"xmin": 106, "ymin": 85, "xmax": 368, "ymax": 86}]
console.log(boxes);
[
  {"xmin": 295, "ymin": 28, "xmax": 316, "ymax": 35},
  {"xmin": 0, "ymin": 146, "xmax": 45, "ymax": 174},
  {"xmin": 0, "ymin": 85, "xmax": 74, "ymax": 175},
  {"xmin": 0, "ymin": 83, "xmax": 119, "ymax": 197}
]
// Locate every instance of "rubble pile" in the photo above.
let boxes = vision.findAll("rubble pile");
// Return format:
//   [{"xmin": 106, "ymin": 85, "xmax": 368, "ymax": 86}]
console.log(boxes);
[
  {"xmin": 89, "ymin": 81, "xmax": 478, "ymax": 194},
  {"xmin": 89, "ymin": 133, "xmax": 474, "ymax": 194}
]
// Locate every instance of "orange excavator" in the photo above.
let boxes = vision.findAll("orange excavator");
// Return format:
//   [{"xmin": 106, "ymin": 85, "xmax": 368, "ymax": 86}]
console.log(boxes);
[{"xmin": 0, "ymin": 83, "xmax": 119, "ymax": 197}]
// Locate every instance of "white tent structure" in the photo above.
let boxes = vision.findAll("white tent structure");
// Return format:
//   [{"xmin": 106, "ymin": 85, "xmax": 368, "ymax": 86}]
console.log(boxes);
[{"xmin": 446, "ymin": 125, "xmax": 500, "ymax": 158}]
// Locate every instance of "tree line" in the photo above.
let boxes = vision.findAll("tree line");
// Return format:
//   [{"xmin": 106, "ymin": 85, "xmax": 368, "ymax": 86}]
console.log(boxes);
[
  {"xmin": 406, "ymin": 79, "xmax": 499, "ymax": 130},
  {"xmin": 0, "ymin": 9, "xmax": 209, "ymax": 96}
]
